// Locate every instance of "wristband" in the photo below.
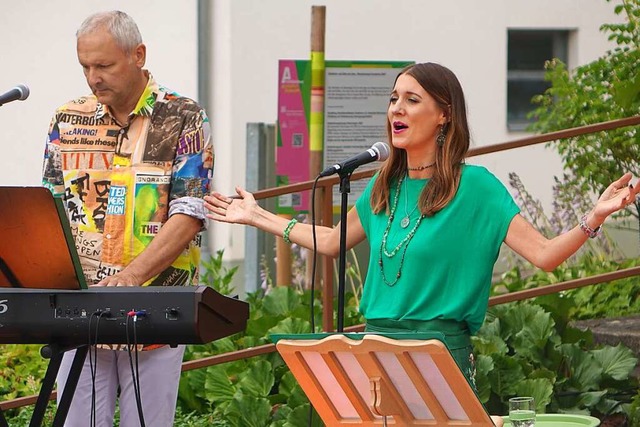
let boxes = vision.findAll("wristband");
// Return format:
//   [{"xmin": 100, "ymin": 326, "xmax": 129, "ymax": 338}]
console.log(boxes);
[
  {"xmin": 579, "ymin": 214, "xmax": 601, "ymax": 238},
  {"xmin": 283, "ymin": 218, "xmax": 298, "ymax": 244}
]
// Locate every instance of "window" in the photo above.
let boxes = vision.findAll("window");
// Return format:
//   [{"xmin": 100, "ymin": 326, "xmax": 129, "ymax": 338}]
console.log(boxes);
[{"xmin": 507, "ymin": 30, "xmax": 569, "ymax": 131}]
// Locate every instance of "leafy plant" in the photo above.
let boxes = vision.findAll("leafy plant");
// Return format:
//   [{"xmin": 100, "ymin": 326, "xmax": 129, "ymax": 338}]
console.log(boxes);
[
  {"xmin": 179, "ymin": 285, "xmax": 329, "ymax": 426},
  {"xmin": 201, "ymin": 249, "xmax": 239, "ymax": 295},
  {"xmin": 473, "ymin": 301, "xmax": 638, "ymax": 418},
  {"xmin": 0, "ymin": 344, "xmax": 49, "ymax": 404},
  {"xmin": 529, "ymin": 0, "xmax": 640, "ymax": 228}
]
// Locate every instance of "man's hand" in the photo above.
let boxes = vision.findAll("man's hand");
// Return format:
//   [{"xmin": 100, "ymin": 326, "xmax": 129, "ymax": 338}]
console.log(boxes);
[{"xmin": 94, "ymin": 270, "xmax": 142, "ymax": 287}]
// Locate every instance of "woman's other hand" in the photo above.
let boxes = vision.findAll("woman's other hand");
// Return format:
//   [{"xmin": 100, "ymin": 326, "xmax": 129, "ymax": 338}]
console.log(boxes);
[{"xmin": 204, "ymin": 186, "xmax": 257, "ymax": 225}]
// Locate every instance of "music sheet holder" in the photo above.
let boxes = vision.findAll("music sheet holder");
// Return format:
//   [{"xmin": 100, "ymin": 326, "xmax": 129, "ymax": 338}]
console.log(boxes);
[
  {"xmin": 275, "ymin": 333, "xmax": 496, "ymax": 426},
  {"xmin": 0, "ymin": 186, "xmax": 86, "ymax": 290},
  {"xmin": 0, "ymin": 186, "xmax": 87, "ymax": 427}
]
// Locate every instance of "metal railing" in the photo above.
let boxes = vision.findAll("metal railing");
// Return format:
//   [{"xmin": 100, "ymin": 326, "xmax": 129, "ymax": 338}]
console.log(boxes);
[{"xmin": 2, "ymin": 115, "xmax": 639, "ymax": 413}]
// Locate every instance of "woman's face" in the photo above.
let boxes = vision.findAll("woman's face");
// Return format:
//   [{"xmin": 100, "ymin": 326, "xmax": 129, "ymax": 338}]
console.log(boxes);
[{"xmin": 387, "ymin": 73, "xmax": 446, "ymax": 154}]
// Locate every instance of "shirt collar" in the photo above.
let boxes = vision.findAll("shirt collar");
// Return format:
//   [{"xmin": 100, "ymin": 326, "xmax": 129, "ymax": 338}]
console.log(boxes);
[{"xmin": 95, "ymin": 71, "xmax": 162, "ymax": 121}]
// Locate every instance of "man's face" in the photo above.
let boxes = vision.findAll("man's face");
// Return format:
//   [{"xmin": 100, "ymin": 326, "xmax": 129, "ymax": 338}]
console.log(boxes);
[{"xmin": 76, "ymin": 27, "xmax": 145, "ymax": 111}]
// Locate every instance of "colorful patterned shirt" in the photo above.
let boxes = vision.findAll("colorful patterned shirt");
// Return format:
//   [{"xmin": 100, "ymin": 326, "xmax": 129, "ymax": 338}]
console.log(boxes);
[{"xmin": 42, "ymin": 73, "xmax": 213, "ymax": 287}]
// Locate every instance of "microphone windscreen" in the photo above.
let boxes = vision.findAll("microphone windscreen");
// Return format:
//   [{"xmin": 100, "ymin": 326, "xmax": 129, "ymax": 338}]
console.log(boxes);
[
  {"xmin": 16, "ymin": 84, "xmax": 30, "ymax": 100},
  {"xmin": 372, "ymin": 141, "xmax": 390, "ymax": 161}
]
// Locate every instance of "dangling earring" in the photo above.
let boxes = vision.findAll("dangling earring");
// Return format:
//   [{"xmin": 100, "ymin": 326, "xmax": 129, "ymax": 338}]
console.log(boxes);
[{"xmin": 437, "ymin": 125, "xmax": 447, "ymax": 147}]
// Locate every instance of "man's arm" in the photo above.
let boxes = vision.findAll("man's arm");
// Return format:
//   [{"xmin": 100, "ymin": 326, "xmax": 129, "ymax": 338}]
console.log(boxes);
[
  {"xmin": 96, "ymin": 213, "xmax": 202, "ymax": 286},
  {"xmin": 97, "ymin": 99, "xmax": 213, "ymax": 287}
]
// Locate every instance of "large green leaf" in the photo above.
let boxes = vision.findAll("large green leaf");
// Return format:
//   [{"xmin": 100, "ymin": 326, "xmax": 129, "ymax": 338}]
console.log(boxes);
[
  {"xmin": 278, "ymin": 371, "xmax": 300, "ymax": 398},
  {"xmin": 472, "ymin": 334, "xmax": 508, "ymax": 356},
  {"xmin": 489, "ymin": 354, "xmax": 527, "ymax": 396},
  {"xmin": 557, "ymin": 344, "xmax": 602, "ymax": 391},
  {"xmin": 262, "ymin": 286, "xmax": 302, "ymax": 316},
  {"xmin": 512, "ymin": 309, "xmax": 558, "ymax": 362},
  {"xmin": 500, "ymin": 304, "xmax": 542, "ymax": 340},
  {"xmin": 268, "ymin": 317, "xmax": 312, "ymax": 335},
  {"xmin": 271, "ymin": 404, "xmax": 293, "ymax": 424},
  {"xmin": 225, "ymin": 393, "xmax": 273, "ymax": 427},
  {"xmin": 246, "ymin": 313, "xmax": 283, "ymax": 337},
  {"xmin": 178, "ymin": 374, "xmax": 205, "ymax": 412},
  {"xmin": 287, "ymin": 383, "xmax": 311, "ymax": 408},
  {"xmin": 284, "ymin": 404, "xmax": 324, "ymax": 427},
  {"xmin": 204, "ymin": 365, "xmax": 236, "ymax": 403},
  {"xmin": 592, "ymin": 344, "xmax": 638, "ymax": 381},
  {"xmin": 474, "ymin": 354, "xmax": 495, "ymax": 403},
  {"xmin": 238, "ymin": 360, "xmax": 275, "ymax": 398},
  {"xmin": 514, "ymin": 378, "xmax": 554, "ymax": 412},
  {"xmin": 575, "ymin": 390, "xmax": 608, "ymax": 408}
]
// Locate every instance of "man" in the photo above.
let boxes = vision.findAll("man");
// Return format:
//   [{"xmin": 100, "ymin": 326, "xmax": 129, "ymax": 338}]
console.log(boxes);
[{"xmin": 42, "ymin": 10, "xmax": 213, "ymax": 427}]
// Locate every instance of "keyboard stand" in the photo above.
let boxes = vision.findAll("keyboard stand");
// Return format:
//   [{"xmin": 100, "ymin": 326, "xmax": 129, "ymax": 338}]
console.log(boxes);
[{"xmin": 30, "ymin": 345, "xmax": 88, "ymax": 427}]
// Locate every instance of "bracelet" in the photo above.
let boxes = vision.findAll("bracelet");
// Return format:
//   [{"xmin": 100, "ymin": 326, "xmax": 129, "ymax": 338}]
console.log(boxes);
[
  {"xmin": 579, "ymin": 214, "xmax": 602, "ymax": 238},
  {"xmin": 283, "ymin": 218, "xmax": 298, "ymax": 244}
]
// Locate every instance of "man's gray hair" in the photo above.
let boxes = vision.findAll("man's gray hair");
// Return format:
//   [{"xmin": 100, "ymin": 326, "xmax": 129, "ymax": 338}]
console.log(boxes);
[{"xmin": 76, "ymin": 10, "xmax": 143, "ymax": 52}]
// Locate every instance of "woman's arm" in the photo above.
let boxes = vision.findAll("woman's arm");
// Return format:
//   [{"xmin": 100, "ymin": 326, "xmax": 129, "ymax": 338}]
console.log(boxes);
[
  {"xmin": 204, "ymin": 187, "xmax": 367, "ymax": 258},
  {"xmin": 505, "ymin": 172, "xmax": 639, "ymax": 271}
]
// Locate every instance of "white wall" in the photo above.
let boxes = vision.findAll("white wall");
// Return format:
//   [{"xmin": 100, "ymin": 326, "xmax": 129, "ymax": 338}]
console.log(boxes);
[{"xmin": 0, "ymin": 1, "xmax": 624, "ymax": 264}]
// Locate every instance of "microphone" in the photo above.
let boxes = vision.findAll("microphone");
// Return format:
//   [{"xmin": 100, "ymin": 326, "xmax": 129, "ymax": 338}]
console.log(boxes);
[
  {"xmin": 0, "ymin": 84, "xmax": 30, "ymax": 107},
  {"xmin": 319, "ymin": 141, "xmax": 390, "ymax": 177}
]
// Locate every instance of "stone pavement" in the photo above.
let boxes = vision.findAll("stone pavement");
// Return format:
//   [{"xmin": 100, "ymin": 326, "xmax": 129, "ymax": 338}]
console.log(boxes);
[{"xmin": 572, "ymin": 315, "xmax": 640, "ymax": 356}]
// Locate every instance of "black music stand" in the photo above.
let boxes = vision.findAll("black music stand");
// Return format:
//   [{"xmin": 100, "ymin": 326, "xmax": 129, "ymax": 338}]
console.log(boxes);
[{"xmin": 0, "ymin": 187, "xmax": 87, "ymax": 427}]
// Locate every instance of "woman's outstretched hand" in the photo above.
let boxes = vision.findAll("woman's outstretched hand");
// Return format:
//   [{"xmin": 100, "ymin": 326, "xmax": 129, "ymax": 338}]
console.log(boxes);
[
  {"xmin": 592, "ymin": 172, "xmax": 639, "ymax": 222},
  {"xmin": 204, "ymin": 186, "xmax": 257, "ymax": 225}
]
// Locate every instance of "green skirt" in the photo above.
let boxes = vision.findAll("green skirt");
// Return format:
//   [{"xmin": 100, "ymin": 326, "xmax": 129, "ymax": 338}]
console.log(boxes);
[{"xmin": 365, "ymin": 318, "xmax": 477, "ymax": 389}]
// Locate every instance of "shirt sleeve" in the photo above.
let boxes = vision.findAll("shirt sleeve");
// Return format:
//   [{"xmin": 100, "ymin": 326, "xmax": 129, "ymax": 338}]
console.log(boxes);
[
  {"xmin": 42, "ymin": 112, "xmax": 65, "ymax": 197},
  {"xmin": 168, "ymin": 103, "xmax": 213, "ymax": 229},
  {"xmin": 469, "ymin": 165, "xmax": 520, "ymax": 243}
]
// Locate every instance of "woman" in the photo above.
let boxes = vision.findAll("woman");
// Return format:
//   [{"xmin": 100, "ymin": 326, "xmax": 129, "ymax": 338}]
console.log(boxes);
[{"xmin": 204, "ymin": 62, "xmax": 638, "ymax": 388}]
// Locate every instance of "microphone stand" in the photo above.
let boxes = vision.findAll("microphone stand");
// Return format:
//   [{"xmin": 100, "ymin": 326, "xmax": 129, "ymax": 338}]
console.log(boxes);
[{"xmin": 336, "ymin": 170, "xmax": 352, "ymax": 332}]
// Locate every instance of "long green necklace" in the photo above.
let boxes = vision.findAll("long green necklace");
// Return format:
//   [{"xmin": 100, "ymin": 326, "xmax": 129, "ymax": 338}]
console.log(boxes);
[{"xmin": 378, "ymin": 176, "xmax": 424, "ymax": 286}]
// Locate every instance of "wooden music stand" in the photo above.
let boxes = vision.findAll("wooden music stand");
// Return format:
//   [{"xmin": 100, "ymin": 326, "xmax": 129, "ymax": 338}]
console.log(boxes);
[
  {"xmin": 276, "ymin": 334, "xmax": 495, "ymax": 426},
  {"xmin": 0, "ymin": 186, "xmax": 86, "ymax": 289}
]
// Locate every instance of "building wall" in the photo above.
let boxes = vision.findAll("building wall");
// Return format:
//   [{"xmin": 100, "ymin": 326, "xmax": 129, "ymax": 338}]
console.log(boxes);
[{"xmin": 0, "ymin": 0, "xmax": 624, "ymax": 266}]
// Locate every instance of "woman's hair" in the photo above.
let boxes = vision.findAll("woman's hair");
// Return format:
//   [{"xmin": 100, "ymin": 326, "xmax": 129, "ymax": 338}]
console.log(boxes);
[
  {"xmin": 371, "ymin": 62, "xmax": 470, "ymax": 216},
  {"xmin": 76, "ymin": 10, "xmax": 143, "ymax": 53}
]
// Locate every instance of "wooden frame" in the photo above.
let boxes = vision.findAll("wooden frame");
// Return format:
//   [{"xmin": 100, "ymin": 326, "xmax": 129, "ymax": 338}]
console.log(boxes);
[
  {"xmin": 276, "ymin": 334, "xmax": 495, "ymax": 426},
  {"xmin": 0, "ymin": 187, "xmax": 86, "ymax": 289}
]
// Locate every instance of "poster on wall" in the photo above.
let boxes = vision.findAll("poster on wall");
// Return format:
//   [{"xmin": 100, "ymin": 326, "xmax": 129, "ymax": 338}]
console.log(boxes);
[{"xmin": 276, "ymin": 60, "xmax": 412, "ymax": 214}]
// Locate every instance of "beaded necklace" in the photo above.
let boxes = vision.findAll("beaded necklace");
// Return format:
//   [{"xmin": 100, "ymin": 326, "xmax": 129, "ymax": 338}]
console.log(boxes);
[
  {"xmin": 378, "ymin": 176, "xmax": 425, "ymax": 287},
  {"xmin": 401, "ymin": 177, "xmax": 419, "ymax": 228}
]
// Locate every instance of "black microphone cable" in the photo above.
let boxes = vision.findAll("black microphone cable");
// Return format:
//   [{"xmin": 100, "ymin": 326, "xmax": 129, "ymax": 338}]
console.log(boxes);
[
  {"xmin": 88, "ymin": 310, "xmax": 108, "ymax": 427},
  {"xmin": 309, "ymin": 175, "xmax": 321, "ymax": 334},
  {"xmin": 126, "ymin": 310, "xmax": 146, "ymax": 427}
]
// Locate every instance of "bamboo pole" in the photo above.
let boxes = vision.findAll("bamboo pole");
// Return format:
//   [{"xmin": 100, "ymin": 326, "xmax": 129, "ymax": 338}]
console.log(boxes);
[
  {"xmin": 276, "ymin": 214, "xmax": 293, "ymax": 286},
  {"xmin": 308, "ymin": 6, "xmax": 327, "ymax": 322}
]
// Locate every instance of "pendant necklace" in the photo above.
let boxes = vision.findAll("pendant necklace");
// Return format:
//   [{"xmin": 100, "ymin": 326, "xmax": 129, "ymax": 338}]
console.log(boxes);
[
  {"xmin": 401, "ymin": 177, "xmax": 419, "ymax": 229},
  {"xmin": 379, "ymin": 176, "xmax": 425, "ymax": 287},
  {"xmin": 401, "ymin": 162, "xmax": 433, "ymax": 228}
]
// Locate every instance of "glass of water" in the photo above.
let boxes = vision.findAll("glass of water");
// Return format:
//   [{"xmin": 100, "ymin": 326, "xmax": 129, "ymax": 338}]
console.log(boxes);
[{"xmin": 509, "ymin": 396, "xmax": 535, "ymax": 427}]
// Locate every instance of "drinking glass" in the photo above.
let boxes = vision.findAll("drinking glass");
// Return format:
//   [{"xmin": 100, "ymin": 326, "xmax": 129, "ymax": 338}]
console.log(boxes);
[{"xmin": 508, "ymin": 396, "xmax": 535, "ymax": 427}]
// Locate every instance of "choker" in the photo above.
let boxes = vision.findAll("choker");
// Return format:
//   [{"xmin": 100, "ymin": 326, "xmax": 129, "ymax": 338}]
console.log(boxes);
[{"xmin": 407, "ymin": 162, "xmax": 435, "ymax": 171}]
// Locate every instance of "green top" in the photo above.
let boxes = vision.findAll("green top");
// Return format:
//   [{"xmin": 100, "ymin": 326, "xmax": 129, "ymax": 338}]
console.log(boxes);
[{"xmin": 355, "ymin": 164, "xmax": 519, "ymax": 334}]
